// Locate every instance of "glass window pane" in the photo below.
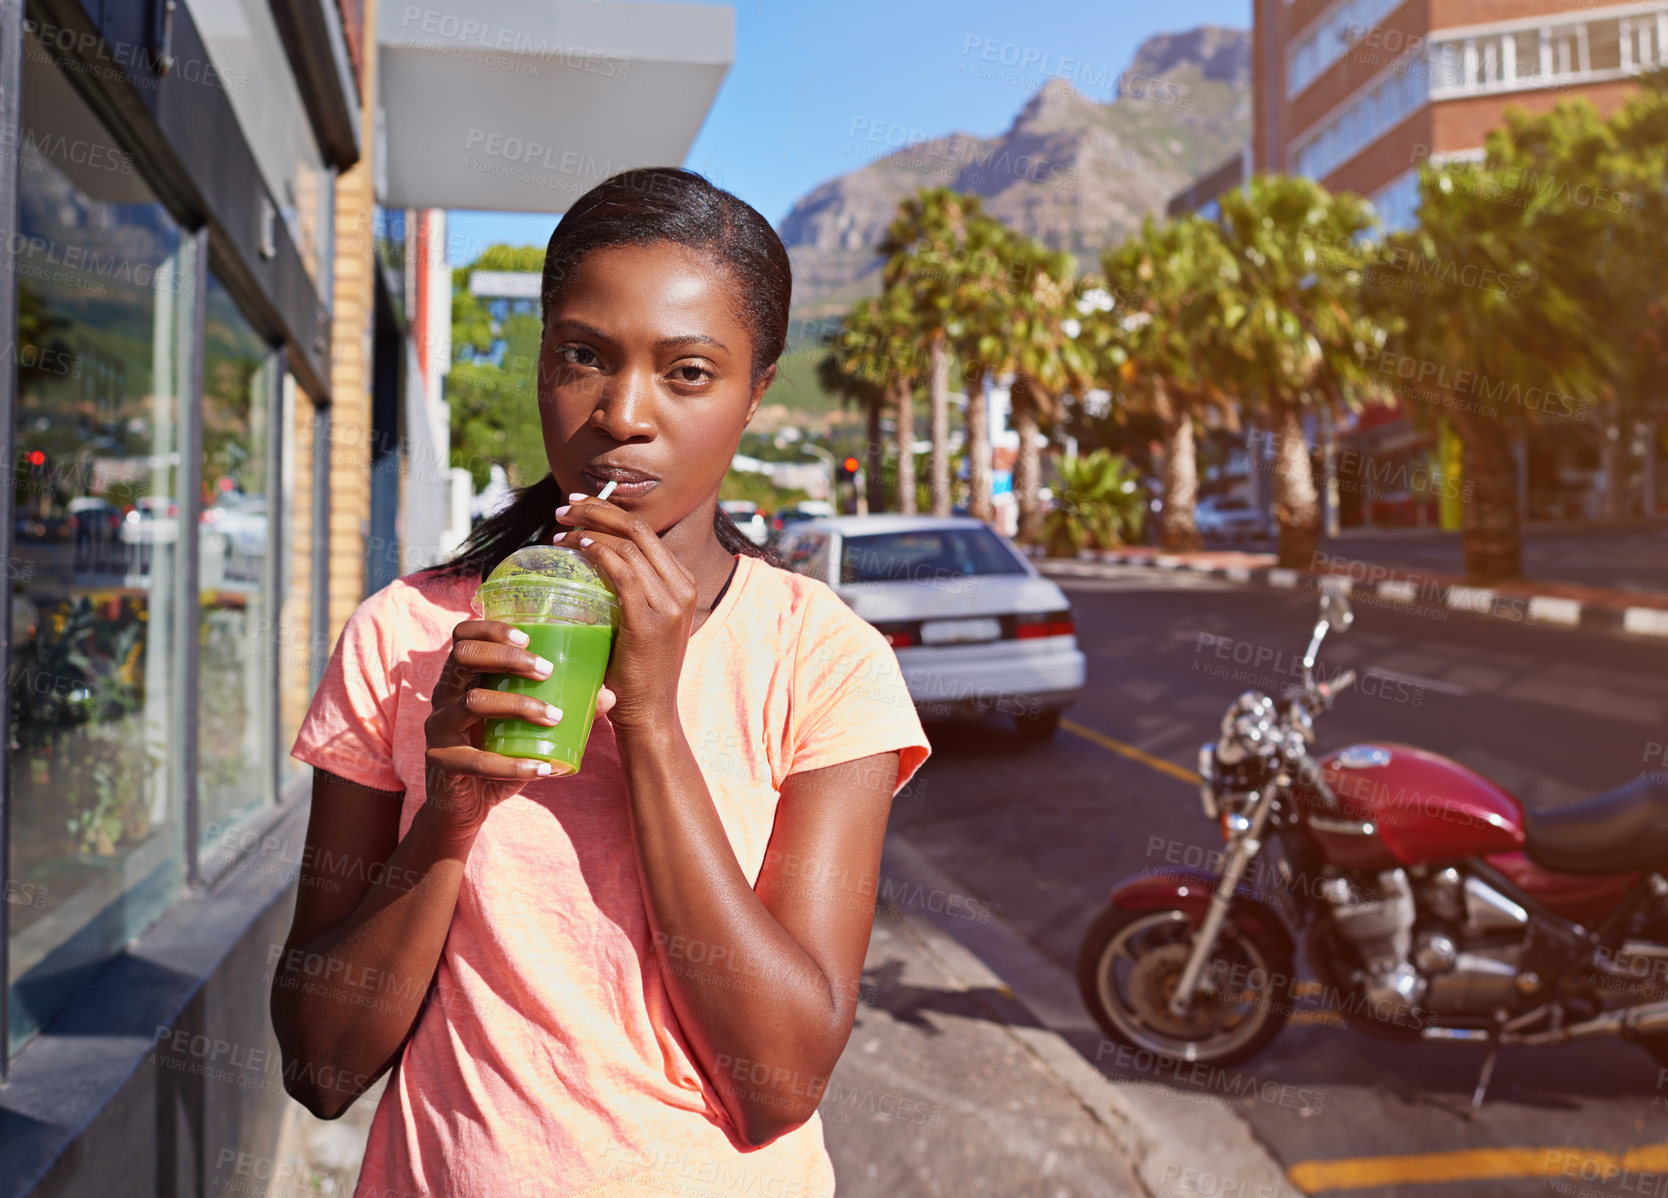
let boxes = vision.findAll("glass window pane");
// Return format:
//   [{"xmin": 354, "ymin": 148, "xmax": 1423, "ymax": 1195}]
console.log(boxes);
[
  {"xmin": 197, "ymin": 275, "xmax": 276, "ymax": 845},
  {"xmin": 7, "ymin": 30, "xmax": 191, "ymax": 1055},
  {"xmin": 1587, "ymin": 18, "xmax": 1622, "ymax": 73},
  {"xmin": 1512, "ymin": 31, "xmax": 1541, "ymax": 80}
]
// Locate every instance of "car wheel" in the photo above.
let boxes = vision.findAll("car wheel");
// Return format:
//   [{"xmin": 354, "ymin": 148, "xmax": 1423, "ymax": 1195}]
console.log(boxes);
[{"xmin": 1013, "ymin": 707, "xmax": 1061, "ymax": 742}]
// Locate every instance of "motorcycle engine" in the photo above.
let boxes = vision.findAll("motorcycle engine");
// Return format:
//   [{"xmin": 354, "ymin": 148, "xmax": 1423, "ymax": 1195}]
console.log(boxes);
[
  {"xmin": 1322, "ymin": 869, "xmax": 1425, "ymax": 1012},
  {"xmin": 1412, "ymin": 868, "xmax": 1529, "ymax": 1013}
]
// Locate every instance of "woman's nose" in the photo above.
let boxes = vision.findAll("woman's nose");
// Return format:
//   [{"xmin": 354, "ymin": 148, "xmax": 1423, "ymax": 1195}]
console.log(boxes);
[{"xmin": 589, "ymin": 369, "xmax": 657, "ymax": 442}]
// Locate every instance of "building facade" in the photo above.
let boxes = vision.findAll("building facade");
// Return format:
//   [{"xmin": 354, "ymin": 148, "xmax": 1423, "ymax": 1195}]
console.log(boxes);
[
  {"xmin": 1254, "ymin": 0, "xmax": 1662, "ymax": 228},
  {"xmin": 1177, "ymin": 0, "xmax": 1668, "ymax": 527},
  {"xmin": 0, "ymin": 0, "xmax": 733, "ymax": 1193}
]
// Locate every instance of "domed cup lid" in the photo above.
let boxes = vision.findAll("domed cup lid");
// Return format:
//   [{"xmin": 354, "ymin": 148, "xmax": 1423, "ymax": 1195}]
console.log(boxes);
[{"xmin": 474, "ymin": 545, "xmax": 619, "ymax": 626}]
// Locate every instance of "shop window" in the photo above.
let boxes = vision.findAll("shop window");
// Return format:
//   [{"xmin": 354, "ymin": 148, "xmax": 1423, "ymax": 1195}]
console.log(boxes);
[
  {"xmin": 196, "ymin": 274, "xmax": 278, "ymax": 846},
  {"xmin": 7, "ymin": 30, "xmax": 193, "ymax": 1054}
]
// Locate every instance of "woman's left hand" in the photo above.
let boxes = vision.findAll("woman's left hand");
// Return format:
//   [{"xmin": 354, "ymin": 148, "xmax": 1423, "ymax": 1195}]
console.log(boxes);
[{"xmin": 554, "ymin": 495, "xmax": 696, "ymax": 733}]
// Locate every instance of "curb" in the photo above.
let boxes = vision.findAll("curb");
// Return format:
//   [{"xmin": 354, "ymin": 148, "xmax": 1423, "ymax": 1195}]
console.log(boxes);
[
  {"xmin": 1027, "ymin": 546, "xmax": 1668, "ymax": 640},
  {"xmin": 879, "ymin": 834, "xmax": 1295, "ymax": 1198}
]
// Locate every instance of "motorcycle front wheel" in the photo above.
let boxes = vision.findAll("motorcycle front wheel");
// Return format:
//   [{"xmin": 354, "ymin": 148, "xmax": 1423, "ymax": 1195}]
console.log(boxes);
[{"xmin": 1077, "ymin": 904, "xmax": 1292, "ymax": 1068}]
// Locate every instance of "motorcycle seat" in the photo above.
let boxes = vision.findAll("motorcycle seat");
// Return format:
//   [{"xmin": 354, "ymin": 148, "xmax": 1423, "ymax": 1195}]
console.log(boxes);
[{"xmin": 1522, "ymin": 776, "xmax": 1668, "ymax": 876}]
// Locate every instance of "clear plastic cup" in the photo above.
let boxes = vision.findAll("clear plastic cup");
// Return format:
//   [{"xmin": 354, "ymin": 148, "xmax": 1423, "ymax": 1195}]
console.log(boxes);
[{"xmin": 472, "ymin": 545, "xmax": 620, "ymax": 776}]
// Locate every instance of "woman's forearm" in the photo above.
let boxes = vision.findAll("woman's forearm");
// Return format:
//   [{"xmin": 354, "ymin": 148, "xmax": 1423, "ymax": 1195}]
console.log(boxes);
[
  {"xmin": 270, "ymin": 803, "xmax": 478, "ymax": 1119},
  {"xmin": 615, "ymin": 721, "xmax": 850, "ymax": 1145}
]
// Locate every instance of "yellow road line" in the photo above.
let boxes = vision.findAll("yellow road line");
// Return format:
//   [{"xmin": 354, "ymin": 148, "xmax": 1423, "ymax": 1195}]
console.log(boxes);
[
  {"xmin": 1061, "ymin": 718, "xmax": 1200, "ymax": 786},
  {"xmin": 1289, "ymin": 1140, "xmax": 1668, "ymax": 1193},
  {"xmin": 1062, "ymin": 713, "xmax": 1657, "ymax": 1194}
]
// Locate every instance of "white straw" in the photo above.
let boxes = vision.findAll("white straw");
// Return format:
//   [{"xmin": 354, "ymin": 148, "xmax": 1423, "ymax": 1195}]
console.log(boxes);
[{"xmin": 596, "ymin": 479, "xmax": 618, "ymax": 501}]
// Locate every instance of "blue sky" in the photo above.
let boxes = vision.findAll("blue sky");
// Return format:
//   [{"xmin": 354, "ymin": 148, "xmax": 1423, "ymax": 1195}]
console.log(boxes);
[{"xmin": 446, "ymin": 0, "xmax": 1251, "ymax": 261}]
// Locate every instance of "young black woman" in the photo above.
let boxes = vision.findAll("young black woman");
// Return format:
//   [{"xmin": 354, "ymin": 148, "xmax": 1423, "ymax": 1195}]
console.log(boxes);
[{"xmin": 273, "ymin": 168, "xmax": 930, "ymax": 1197}]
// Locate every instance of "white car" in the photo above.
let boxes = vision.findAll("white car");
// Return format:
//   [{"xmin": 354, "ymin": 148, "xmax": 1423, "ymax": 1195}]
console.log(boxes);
[
  {"xmin": 1194, "ymin": 495, "xmax": 1270, "ymax": 541},
  {"xmin": 775, "ymin": 515, "xmax": 1086, "ymax": 739},
  {"xmin": 719, "ymin": 500, "xmax": 770, "ymax": 546}
]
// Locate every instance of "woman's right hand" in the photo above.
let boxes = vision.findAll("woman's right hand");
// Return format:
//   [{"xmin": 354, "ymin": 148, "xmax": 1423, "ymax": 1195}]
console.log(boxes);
[{"xmin": 421, "ymin": 619, "xmax": 566, "ymax": 836}]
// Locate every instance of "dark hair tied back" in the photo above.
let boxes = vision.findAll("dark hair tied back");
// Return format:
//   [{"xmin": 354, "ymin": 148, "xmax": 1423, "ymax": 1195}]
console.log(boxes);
[{"xmin": 428, "ymin": 168, "xmax": 792, "ymax": 582}]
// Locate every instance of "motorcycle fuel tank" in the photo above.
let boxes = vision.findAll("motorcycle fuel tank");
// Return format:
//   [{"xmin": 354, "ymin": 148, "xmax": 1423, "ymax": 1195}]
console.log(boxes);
[{"xmin": 1300, "ymin": 743, "xmax": 1525, "ymax": 870}]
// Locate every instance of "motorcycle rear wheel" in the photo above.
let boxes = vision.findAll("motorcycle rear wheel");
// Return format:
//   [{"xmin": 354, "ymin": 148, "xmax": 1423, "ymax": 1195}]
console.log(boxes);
[{"xmin": 1077, "ymin": 903, "xmax": 1292, "ymax": 1069}]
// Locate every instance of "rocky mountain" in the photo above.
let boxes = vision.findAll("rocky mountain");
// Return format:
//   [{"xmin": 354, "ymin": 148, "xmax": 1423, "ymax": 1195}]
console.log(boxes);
[{"xmin": 780, "ymin": 25, "xmax": 1251, "ymax": 320}]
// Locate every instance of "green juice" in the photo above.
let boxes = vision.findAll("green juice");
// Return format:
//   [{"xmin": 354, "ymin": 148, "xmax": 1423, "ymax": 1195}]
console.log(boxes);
[{"xmin": 482, "ymin": 621, "xmax": 615, "ymax": 775}]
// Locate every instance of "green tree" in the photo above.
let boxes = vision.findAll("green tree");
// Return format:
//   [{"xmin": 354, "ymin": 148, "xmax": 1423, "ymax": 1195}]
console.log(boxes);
[
  {"xmin": 879, "ymin": 188, "xmax": 984, "ymax": 517},
  {"xmin": 1090, "ymin": 215, "xmax": 1236, "ymax": 552},
  {"xmin": 1042, "ymin": 449, "xmax": 1145, "ymax": 556},
  {"xmin": 994, "ymin": 233, "xmax": 1094, "ymax": 543},
  {"xmin": 448, "ymin": 245, "xmax": 548, "ymax": 489},
  {"xmin": 1213, "ymin": 176, "xmax": 1382, "ymax": 569},
  {"xmin": 1362, "ymin": 79, "xmax": 1668, "ymax": 580}
]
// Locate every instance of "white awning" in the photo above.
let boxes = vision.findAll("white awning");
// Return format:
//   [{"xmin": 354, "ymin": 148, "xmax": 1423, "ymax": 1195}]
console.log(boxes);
[{"xmin": 378, "ymin": 0, "xmax": 733, "ymax": 212}]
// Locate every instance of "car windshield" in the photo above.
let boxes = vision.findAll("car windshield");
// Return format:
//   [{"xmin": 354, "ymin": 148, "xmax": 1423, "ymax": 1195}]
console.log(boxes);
[{"xmin": 840, "ymin": 527, "xmax": 1027, "ymax": 584}]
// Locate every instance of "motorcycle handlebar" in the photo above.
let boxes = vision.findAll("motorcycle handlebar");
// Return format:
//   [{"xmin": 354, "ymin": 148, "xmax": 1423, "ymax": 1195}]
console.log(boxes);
[{"xmin": 1328, "ymin": 669, "xmax": 1357, "ymax": 697}]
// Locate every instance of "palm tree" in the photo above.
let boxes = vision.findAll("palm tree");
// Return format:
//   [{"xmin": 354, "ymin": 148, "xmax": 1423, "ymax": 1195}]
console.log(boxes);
[
  {"xmin": 948, "ymin": 212, "xmax": 1024, "ymax": 525},
  {"xmin": 879, "ymin": 188, "xmax": 982, "ymax": 517},
  {"xmin": 1212, "ymin": 176, "xmax": 1381, "ymax": 569},
  {"xmin": 1090, "ymin": 215, "xmax": 1235, "ymax": 552},
  {"xmin": 1362, "ymin": 77, "xmax": 1668, "ymax": 581},
  {"xmin": 998, "ymin": 234, "xmax": 1095, "ymax": 543},
  {"xmin": 821, "ymin": 294, "xmax": 915, "ymax": 512}
]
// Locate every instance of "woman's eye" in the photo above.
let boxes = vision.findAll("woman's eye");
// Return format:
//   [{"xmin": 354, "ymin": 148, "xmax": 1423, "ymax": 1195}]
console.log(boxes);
[
  {"xmin": 671, "ymin": 364, "xmax": 714, "ymax": 385},
  {"xmin": 558, "ymin": 344, "xmax": 600, "ymax": 368}
]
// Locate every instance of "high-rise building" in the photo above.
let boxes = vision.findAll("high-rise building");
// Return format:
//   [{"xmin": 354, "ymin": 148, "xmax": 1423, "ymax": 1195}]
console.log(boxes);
[{"xmin": 1254, "ymin": 0, "xmax": 1665, "ymax": 230}]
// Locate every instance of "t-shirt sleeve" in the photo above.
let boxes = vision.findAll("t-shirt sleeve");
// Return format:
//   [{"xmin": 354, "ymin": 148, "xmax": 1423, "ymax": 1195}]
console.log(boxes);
[
  {"xmin": 291, "ymin": 587, "xmax": 405, "ymax": 794},
  {"xmin": 787, "ymin": 582, "xmax": 931, "ymax": 796}
]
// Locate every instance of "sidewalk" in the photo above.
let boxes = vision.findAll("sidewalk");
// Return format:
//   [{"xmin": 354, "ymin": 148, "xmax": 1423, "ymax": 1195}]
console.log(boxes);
[
  {"xmin": 1030, "ymin": 528, "xmax": 1668, "ymax": 639},
  {"xmin": 261, "ymin": 870, "xmax": 1158, "ymax": 1198}
]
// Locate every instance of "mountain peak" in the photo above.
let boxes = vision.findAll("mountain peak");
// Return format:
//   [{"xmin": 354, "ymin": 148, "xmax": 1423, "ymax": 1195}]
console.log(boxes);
[
  {"xmin": 1124, "ymin": 25, "xmax": 1251, "ymax": 86},
  {"xmin": 1014, "ymin": 76, "xmax": 1095, "ymax": 131}
]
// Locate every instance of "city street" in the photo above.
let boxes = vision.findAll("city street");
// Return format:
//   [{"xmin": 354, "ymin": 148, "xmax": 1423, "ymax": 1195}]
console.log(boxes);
[{"xmin": 894, "ymin": 562, "xmax": 1668, "ymax": 1198}]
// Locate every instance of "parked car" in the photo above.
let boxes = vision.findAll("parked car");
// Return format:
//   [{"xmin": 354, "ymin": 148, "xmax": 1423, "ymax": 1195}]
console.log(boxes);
[
  {"xmin": 768, "ymin": 500, "xmax": 835, "ymax": 547},
  {"xmin": 1194, "ymin": 495, "xmax": 1270, "ymax": 541},
  {"xmin": 719, "ymin": 499, "xmax": 770, "ymax": 546},
  {"xmin": 774, "ymin": 515, "xmax": 1085, "ymax": 739}
]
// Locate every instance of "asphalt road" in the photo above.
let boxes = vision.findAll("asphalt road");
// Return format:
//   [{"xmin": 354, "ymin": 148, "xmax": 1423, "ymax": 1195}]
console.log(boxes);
[{"xmin": 892, "ymin": 563, "xmax": 1668, "ymax": 1198}]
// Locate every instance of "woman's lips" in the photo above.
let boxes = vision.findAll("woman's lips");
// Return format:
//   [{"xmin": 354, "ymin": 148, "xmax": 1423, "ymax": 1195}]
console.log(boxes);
[{"xmin": 582, "ymin": 470, "xmax": 657, "ymax": 500}]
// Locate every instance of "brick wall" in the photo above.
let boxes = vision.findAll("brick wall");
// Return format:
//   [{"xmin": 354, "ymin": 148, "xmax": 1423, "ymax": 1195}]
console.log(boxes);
[
  {"xmin": 326, "ymin": 0, "xmax": 379, "ymax": 648},
  {"xmin": 280, "ymin": 376, "xmax": 315, "ymax": 776},
  {"xmin": 1431, "ymin": 77, "xmax": 1640, "ymax": 151}
]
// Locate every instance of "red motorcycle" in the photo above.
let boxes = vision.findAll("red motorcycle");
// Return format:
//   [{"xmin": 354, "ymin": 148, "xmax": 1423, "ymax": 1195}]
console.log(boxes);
[{"xmin": 1078, "ymin": 592, "xmax": 1668, "ymax": 1106}]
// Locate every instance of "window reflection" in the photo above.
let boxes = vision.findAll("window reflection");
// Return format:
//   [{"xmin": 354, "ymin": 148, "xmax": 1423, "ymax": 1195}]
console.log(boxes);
[
  {"xmin": 197, "ymin": 274, "xmax": 276, "ymax": 844},
  {"xmin": 7, "ymin": 30, "xmax": 191, "ymax": 1054}
]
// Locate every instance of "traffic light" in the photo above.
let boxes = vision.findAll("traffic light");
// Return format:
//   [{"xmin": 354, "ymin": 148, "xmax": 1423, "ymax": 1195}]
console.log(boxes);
[{"xmin": 837, "ymin": 455, "xmax": 859, "ymax": 482}]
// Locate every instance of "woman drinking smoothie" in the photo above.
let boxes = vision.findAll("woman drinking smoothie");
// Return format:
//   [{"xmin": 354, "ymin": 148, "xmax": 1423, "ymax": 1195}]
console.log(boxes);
[{"xmin": 272, "ymin": 168, "xmax": 931, "ymax": 1197}]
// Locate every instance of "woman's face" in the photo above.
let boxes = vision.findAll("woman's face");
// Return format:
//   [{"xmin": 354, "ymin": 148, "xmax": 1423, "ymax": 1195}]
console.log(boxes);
[{"xmin": 538, "ymin": 241, "xmax": 772, "ymax": 535}]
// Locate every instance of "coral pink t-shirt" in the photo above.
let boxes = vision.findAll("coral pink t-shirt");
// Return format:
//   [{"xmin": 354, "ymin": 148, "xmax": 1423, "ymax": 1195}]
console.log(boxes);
[{"xmin": 291, "ymin": 553, "xmax": 930, "ymax": 1198}]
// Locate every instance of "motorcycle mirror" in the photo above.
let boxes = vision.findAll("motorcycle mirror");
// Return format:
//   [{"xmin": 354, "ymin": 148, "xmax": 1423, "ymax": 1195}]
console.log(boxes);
[{"xmin": 1320, "ymin": 590, "xmax": 1354, "ymax": 633}]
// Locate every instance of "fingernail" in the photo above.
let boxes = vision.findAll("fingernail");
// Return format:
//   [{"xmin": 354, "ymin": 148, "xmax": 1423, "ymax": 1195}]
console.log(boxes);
[
  {"xmin": 508, "ymin": 629, "xmax": 530, "ymax": 645},
  {"xmin": 568, "ymin": 492, "xmax": 587, "ymax": 501},
  {"xmin": 535, "ymin": 762, "xmax": 553, "ymax": 776},
  {"xmin": 552, "ymin": 531, "xmax": 567, "ymax": 542},
  {"xmin": 545, "ymin": 704, "xmax": 562, "ymax": 723},
  {"xmin": 555, "ymin": 504, "xmax": 570, "ymax": 517},
  {"xmin": 534, "ymin": 656, "xmax": 553, "ymax": 675},
  {"xmin": 579, "ymin": 536, "xmax": 593, "ymax": 547}
]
